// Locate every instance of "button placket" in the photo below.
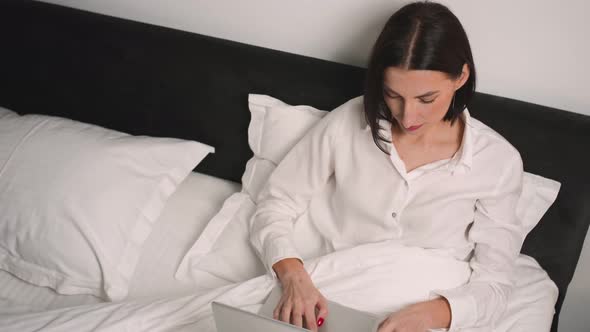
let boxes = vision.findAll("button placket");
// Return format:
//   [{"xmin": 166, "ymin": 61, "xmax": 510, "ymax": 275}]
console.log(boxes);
[{"xmin": 389, "ymin": 180, "xmax": 410, "ymax": 239}]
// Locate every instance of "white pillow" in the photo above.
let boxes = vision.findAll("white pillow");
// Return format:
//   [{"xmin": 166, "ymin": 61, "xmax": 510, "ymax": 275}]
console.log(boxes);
[
  {"xmin": 243, "ymin": 94, "xmax": 328, "ymax": 201},
  {"xmin": 0, "ymin": 107, "xmax": 214, "ymax": 301},
  {"xmin": 175, "ymin": 95, "xmax": 328, "ymax": 285},
  {"xmin": 175, "ymin": 95, "xmax": 561, "ymax": 286},
  {"xmin": 126, "ymin": 171, "xmax": 242, "ymax": 299}
]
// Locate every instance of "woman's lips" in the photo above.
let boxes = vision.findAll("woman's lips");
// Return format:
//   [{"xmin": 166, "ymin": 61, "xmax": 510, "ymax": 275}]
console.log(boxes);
[{"xmin": 405, "ymin": 124, "xmax": 423, "ymax": 131}]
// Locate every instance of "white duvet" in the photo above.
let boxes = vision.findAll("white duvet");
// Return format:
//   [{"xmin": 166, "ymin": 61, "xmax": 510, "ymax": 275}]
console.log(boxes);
[{"xmin": 0, "ymin": 241, "xmax": 557, "ymax": 332}]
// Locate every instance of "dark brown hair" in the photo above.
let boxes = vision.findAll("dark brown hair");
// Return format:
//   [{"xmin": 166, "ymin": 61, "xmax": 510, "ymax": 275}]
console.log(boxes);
[{"xmin": 364, "ymin": 1, "xmax": 476, "ymax": 154}]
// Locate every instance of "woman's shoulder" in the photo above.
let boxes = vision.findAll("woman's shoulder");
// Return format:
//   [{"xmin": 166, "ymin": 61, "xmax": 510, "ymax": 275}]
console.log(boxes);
[{"xmin": 467, "ymin": 113, "xmax": 523, "ymax": 166}]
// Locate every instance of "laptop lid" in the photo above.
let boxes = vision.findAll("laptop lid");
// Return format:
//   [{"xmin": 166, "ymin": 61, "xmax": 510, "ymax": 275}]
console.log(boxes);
[
  {"xmin": 258, "ymin": 285, "xmax": 381, "ymax": 332},
  {"xmin": 212, "ymin": 301, "xmax": 309, "ymax": 332},
  {"xmin": 213, "ymin": 286, "xmax": 448, "ymax": 332}
]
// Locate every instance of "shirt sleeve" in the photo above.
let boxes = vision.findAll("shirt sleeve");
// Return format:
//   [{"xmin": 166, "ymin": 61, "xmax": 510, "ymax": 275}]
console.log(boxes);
[
  {"xmin": 431, "ymin": 151, "xmax": 525, "ymax": 330},
  {"xmin": 248, "ymin": 108, "xmax": 342, "ymax": 280}
]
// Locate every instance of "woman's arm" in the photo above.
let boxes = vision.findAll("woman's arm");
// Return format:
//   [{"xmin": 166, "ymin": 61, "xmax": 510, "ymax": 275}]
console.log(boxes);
[
  {"xmin": 248, "ymin": 106, "xmax": 343, "ymax": 279},
  {"xmin": 273, "ymin": 258, "xmax": 305, "ymax": 280},
  {"xmin": 431, "ymin": 151, "xmax": 525, "ymax": 330},
  {"xmin": 272, "ymin": 258, "xmax": 329, "ymax": 332},
  {"xmin": 377, "ymin": 297, "xmax": 451, "ymax": 331},
  {"xmin": 248, "ymin": 106, "xmax": 345, "ymax": 331},
  {"xmin": 378, "ymin": 149, "xmax": 524, "ymax": 332}
]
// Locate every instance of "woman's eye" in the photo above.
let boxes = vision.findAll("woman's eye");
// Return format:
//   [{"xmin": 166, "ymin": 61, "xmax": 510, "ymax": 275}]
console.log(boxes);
[
  {"xmin": 420, "ymin": 99, "xmax": 435, "ymax": 104},
  {"xmin": 385, "ymin": 93, "xmax": 400, "ymax": 100}
]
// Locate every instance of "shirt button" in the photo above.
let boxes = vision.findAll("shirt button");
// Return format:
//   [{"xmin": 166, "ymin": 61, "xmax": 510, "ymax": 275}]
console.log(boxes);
[{"xmin": 391, "ymin": 212, "xmax": 397, "ymax": 218}]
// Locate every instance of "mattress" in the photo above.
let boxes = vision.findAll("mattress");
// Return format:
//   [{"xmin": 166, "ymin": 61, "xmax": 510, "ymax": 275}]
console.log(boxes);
[{"xmin": 0, "ymin": 171, "xmax": 241, "ymax": 313}]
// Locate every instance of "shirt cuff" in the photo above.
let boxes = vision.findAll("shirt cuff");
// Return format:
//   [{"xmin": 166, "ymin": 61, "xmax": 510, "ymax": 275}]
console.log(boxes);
[
  {"xmin": 263, "ymin": 236, "xmax": 303, "ymax": 280},
  {"xmin": 430, "ymin": 286, "xmax": 477, "ymax": 331}
]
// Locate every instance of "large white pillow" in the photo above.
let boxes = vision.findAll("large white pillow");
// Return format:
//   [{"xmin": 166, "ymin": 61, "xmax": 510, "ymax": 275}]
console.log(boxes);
[
  {"xmin": 175, "ymin": 95, "xmax": 561, "ymax": 287},
  {"xmin": 0, "ymin": 107, "xmax": 214, "ymax": 301}
]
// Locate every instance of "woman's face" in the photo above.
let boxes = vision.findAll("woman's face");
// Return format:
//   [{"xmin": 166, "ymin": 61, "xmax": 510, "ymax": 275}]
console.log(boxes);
[{"xmin": 382, "ymin": 65, "xmax": 469, "ymax": 135}]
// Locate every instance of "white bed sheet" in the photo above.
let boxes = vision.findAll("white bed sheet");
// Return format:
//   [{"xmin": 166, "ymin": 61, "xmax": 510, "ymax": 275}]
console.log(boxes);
[
  {"xmin": 0, "ymin": 271, "xmax": 101, "ymax": 313},
  {"xmin": 0, "ymin": 241, "xmax": 557, "ymax": 332},
  {"xmin": 0, "ymin": 171, "xmax": 241, "ymax": 314},
  {"xmin": 0, "ymin": 172, "xmax": 558, "ymax": 332}
]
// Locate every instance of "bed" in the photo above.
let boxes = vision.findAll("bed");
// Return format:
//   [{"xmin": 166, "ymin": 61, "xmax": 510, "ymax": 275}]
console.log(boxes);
[{"xmin": 0, "ymin": 1, "xmax": 589, "ymax": 331}]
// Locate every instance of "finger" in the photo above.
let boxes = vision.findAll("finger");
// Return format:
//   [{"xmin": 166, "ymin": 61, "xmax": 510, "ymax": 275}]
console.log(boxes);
[
  {"xmin": 316, "ymin": 296, "xmax": 329, "ymax": 319},
  {"xmin": 378, "ymin": 324, "xmax": 391, "ymax": 332},
  {"xmin": 273, "ymin": 300, "xmax": 284, "ymax": 320},
  {"xmin": 280, "ymin": 304, "xmax": 292, "ymax": 323},
  {"xmin": 292, "ymin": 309, "xmax": 303, "ymax": 328},
  {"xmin": 291, "ymin": 301, "xmax": 304, "ymax": 328},
  {"xmin": 377, "ymin": 318, "xmax": 394, "ymax": 332},
  {"xmin": 304, "ymin": 306, "xmax": 318, "ymax": 332}
]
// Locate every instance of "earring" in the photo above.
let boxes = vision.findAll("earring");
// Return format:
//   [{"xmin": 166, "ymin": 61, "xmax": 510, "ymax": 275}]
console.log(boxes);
[{"xmin": 451, "ymin": 93, "xmax": 456, "ymax": 111}]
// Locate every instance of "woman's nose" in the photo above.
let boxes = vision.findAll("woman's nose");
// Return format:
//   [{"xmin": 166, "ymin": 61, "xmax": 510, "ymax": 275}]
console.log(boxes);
[{"xmin": 400, "ymin": 105, "xmax": 419, "ymax": 128}]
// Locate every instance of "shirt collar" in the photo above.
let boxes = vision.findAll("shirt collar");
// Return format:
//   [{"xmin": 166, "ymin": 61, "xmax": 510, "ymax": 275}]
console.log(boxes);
[
  {"xmin": 365, "ymin": 109, "xmax": 473, "ymax": 174},
  {"xmin": 449, "ymin": 109, "xmax": 473, "ymax": 174}
]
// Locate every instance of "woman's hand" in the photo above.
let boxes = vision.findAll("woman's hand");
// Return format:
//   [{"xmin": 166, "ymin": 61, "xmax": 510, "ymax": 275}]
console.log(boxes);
[
  {"xmin": 272, "ymin": 258, "xmax": 329, "ymax": 332},
  {"xmin": 377, "ymin": 298, "xmax": 451, "ymax": 332}
]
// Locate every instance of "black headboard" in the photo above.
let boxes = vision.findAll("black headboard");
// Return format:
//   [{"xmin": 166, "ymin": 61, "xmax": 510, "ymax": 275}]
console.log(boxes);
[
  {"xmin": 1, "ymin": 2, "xmax": 589, "ymax": 331},
  {"xmin": 0, "ymin": 0, "xmax": 365, "ymax": 183}
]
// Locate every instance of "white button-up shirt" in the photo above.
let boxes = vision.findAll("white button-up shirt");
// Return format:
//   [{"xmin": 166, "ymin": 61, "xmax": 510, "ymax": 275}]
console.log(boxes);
[{"xmin": 249, "ymin": 96, "xmax": 524, "ymax": 330}]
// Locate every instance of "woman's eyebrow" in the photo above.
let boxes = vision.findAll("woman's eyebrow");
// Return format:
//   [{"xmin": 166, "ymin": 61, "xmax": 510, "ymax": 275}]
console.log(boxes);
[
  {"xmin": 383, "ymin": 86, "xmax": 440, "ymax": 98},
  {"xmin": 416, "ymin": 90, "xmax": 440, "ymax": 98}
]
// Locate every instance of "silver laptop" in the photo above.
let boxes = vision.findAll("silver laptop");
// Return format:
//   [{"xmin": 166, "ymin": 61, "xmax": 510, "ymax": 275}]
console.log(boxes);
[{"xmin": 212, "ymin": 285, "xmax": 382, "ymax": 332}]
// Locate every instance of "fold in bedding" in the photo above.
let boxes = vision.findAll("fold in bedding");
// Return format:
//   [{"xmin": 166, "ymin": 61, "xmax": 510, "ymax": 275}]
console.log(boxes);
[
  {"xmin": 0, "ymin": 270, "xmax": 101, "ymax": 313},
  {"xmin": 0, "ymin": 241, "xmax": 557, "ymax": 332}
]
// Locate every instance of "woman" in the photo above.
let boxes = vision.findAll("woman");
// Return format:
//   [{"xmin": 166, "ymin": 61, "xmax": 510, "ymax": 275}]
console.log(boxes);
[{"xmin": 249, "ymin": 2, "xmax": 523, "ymax": 332}]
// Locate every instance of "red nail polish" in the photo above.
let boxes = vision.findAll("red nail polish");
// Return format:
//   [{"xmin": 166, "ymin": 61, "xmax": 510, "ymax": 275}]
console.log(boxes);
[{"xmin": 317, "ymin": 317, "xmax": 324, "ymax": 326}]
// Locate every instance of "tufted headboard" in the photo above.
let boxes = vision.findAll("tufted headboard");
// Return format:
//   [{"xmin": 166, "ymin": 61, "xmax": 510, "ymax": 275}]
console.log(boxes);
[{"xmin": 1, "ymin": 1, "xmax": 588, "ymax": 330}]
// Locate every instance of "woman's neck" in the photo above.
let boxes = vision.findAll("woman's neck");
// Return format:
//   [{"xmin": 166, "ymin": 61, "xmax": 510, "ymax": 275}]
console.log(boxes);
[{"xmin": 392, "ymin": 119, "xmax": 464, "ymax": 149}]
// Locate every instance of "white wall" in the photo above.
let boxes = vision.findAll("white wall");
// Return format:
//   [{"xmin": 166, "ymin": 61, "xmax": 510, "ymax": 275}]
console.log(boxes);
[
  {"xmin": 40, "ymin": 0, "xmax": 589, "ymax": 116},
  {"xmin": 39, "ymin": 1, "xmax": 590, "ymax": 330}
]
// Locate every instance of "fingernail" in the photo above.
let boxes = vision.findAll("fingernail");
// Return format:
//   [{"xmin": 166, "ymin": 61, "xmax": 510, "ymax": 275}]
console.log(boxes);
[{"xmin": 317, "ymin": 317, "xmax": 324, "ymax": 326}]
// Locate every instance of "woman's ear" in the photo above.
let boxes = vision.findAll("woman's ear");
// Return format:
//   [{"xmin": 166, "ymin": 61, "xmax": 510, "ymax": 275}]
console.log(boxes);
[{"xmin": 455, "ymin": 63, "xmax": 470, "ymax": 91}]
